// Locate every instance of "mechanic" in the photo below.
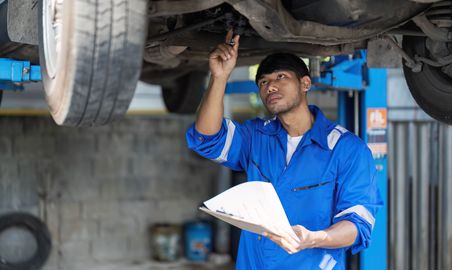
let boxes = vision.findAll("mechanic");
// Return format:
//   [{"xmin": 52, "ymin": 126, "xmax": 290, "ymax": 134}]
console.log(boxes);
[{"xmin": 186, "ymin": 31, "xmax": 382, "ymax": 270}]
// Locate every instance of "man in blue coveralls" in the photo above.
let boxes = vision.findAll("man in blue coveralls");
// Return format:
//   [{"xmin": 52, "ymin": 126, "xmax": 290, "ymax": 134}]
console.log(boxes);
[{"xmin": 186, "ymin": 31, "xmax": 382, "ymax": 270}]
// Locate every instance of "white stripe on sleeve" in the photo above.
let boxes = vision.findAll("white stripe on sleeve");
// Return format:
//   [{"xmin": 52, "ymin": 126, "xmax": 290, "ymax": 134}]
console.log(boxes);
[
  {"xmin": 213, "ymin": 119, "xmax": 236, "ymax": 163},
  {"xmin": 334, "ymin": 205, "xmax": 375, "ymax": 229}
]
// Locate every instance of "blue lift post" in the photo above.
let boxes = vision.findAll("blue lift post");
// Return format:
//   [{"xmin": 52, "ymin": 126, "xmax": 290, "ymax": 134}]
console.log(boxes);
[
  {"xmin": 312, "ymin": 51, "xmax": 388, "ymax": 270},
  {"xmin": 225, "ymin": 51, "xmax": 388, "ymax": 270},
  {"xmin": 0, "ymin": 58, "xmax": 41, "ymax": 91},
  {"xmin": 359, "ymin": 65, "xmax": 388, "ymax": 270}
]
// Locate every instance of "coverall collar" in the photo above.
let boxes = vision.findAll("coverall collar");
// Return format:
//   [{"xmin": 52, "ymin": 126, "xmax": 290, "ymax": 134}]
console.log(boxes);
[{"xmin": 258, "ymin": 105, "xmax": 333, "ymax": 150}]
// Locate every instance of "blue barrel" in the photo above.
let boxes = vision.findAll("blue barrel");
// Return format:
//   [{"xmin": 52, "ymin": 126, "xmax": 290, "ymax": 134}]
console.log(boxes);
[{"xmin": 184, "ymin": 221, "xmax": 212, "ymax": 261}]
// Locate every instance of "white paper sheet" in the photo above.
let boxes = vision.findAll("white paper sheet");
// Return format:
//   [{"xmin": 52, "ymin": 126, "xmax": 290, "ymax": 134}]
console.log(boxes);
[{"xmin": 200, "ymin": 181, "xmax": 300, "ymax": 242}]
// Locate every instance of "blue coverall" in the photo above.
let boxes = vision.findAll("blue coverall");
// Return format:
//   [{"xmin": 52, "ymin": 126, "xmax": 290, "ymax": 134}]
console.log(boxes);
[{"xmin": 186, "ymin": 105, "xmax": 382, "ymax": 270}]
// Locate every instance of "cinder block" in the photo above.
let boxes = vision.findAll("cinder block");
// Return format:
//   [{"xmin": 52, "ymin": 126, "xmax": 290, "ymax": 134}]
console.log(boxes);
[
  {"xmin": 120, "ymin": 200, "xmax": 158, "ymax": 223},
  {"xmin": 109, "ymin": 118, "xmax": 142, "ymax": 134},
  {"xmin": 22, "ymin": 117, "xmax": 55, "ymax": 136},
  {"xmin": 99, "ymin": 176, "xmax": 153, "ymax": 201},
  {"xmin": 58, "ymin": 174, "xmax": 100, "ymax": 202},
  {"xmin": 0, "ymin": 159, "xmax": 18, "ymax": 180},
  {"xmin": 81, "ymin": 201, "xmax": 121, "ymax": 220},
  {"xmin": 148, "ymin": 176, "xmax": 187, "ymax": 201},
  {"xmin": 121, "ymin": 177, "xmax": 154, "ymax": 200},
  {"xmin": 133, "ymin": 135, "xmax": 151, "ymax": 155},
  {"xmin": 12, "ymin": 135, "xmax": 56, "ymax": 158},
  {"xmin": 98, "ymin": 178, "xmax": 120, "ymax": 200},
  {"xmin": 0, "ymin": 117, "xmax": 24, "ymax": 135},
  {"xmin": 82, "ymin": 124, "xmax": 113, "ymax": 135},
  {"xmin": 59, "ymin": 202, "xmax": 82, "ymax": 220},
  {"xmin": 119, "ymin": 201, "xmax": 156, "ymax": 230},
  {"xmin": 92, "ymin": 157, "xmax": 131, "ymax": 178},
  {"xmin": 175, "ymin": 173, "xmax": 213, "ymax": 201},
  {"xmin": 153, "ymin": 116, "xmax": 194, "ymax": 137},
  {"xmin": 17, "ymin": 159, "xmax": 49, "ymax": 180},
  {"xmin": 0, "ymin": 161, "xmax": 39, "ymax": 208},
  {"xmin": 129, "ymin": 157, "xmax": 160, "ymax": 178},
  {"xmin": 99, "ymin": 218, "xmax": 137, "ymax": 238},
  {"xmin": 0, "ymin": 137, "xmax": 12, "ymax": 156},
  {"xmin": 91, "ymin": 237, "xmax": 129, "ymax": 261},
  {"xmin": 44, "ymin": 203, "xmax": 60, "ymax": 244},
  {"xmin": 61, "ymin": 218, "xmax": 98, "ymax": 241},
  {"xmin": 149, "ymin": 136, "xmax": 183, "ymax": 159},
  {"xmin": 54, "ymin": 135, "xmax": 97, "ymax": 157},
  {"xmin": 41, "ymin": 265, "xmax": 59, "ymax": 270},
  {"xmin": 40, "ymin": 239, "xmax": 60, "ymax": 269},
  {"xmin": 60, "ymin": 240, "xmax": 92, "ymax": 261},
  {"xmin": 152, "ymin": 198, "xmax": 201, "ymax": 223},
  {"xmin": 97, "ymin": 134, "xmax": 136, "ymax": 156},
  {"xmin": 155, "ymin": 118, "xmax": 181, "ymax": 135},
  {"xmin": 53, "ymin": 157, "xmax": 94, "ymax": 182},
  {"xmin": 127, "ymin": 235, "xmax": 150, "ymax": 261},
  {"xmin": 0, "ymin": 206, "xmax": 39, "ymax": 217}
]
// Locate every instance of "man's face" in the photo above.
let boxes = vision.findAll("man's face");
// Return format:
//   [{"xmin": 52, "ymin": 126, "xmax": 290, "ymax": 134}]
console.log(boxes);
[{"xmin": 257, "ymin": 70, "xmax": 306, "ymax": 115}]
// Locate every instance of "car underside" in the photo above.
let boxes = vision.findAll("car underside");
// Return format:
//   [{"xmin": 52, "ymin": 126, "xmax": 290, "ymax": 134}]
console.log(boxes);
[
  {"xmin": 0, "ymin": 0, "xmax": 451, "ymax": 125},
  {"xmin": 140, "ymin": 0, "xmax": 428, "ymax": 81}
]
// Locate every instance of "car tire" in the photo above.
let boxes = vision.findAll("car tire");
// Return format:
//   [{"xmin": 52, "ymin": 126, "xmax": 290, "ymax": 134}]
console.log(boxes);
[
  {"xmin": 162, "ymin": 71, "xmax": 208, "ymax": 114},
  {"xmin": 0, "ymin": 212, "xmax": 52, "ymax": 270},
  {"xmin": 402, "ymin": 36, "xmax": 452, "ymax": 124},
  {"xmin": 38, "ymin": 0, "xmax": 148, "ymax": 126}
]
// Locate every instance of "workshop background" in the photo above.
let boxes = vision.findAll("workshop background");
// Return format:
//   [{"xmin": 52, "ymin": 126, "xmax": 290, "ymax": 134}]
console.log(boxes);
[
  {"xmin": 0, "ymin": 114, "xmax": 220, "ymax": 269},
  {"xmin": 0, "ymin": 68, "xmax": 450, "ymax": 270}
]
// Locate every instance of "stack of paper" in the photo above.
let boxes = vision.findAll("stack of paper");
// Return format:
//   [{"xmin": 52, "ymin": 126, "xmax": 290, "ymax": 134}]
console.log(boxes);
[{"xmin": 199, "ymin": 181, "xmax": 300, "ymax": 242}]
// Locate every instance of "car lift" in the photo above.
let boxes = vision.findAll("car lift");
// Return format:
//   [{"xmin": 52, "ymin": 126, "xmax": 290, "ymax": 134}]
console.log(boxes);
[
  {"xmin": 0, "ymin": 58, "xmax": 41, "ymax": 104},
  {"xmin": 226, "ymin": 51, "xmax": 388, "ymax": 270}
]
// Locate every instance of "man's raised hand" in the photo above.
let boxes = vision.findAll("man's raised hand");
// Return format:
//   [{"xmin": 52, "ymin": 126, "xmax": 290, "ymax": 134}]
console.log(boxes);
[{"xmin": 209, "ymin": 30, "xmax": 240, "ymax": 79}]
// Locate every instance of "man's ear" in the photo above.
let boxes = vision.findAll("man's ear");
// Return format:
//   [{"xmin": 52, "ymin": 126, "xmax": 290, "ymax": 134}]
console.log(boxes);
[{"xmin": 301, "ymin": 76, "xmax": 311, "ymax": 92}]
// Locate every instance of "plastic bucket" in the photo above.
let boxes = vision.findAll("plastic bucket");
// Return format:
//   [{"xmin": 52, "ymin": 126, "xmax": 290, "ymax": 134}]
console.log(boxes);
[{"xmin": 184, "ymin": 221, "xmax": 212, "ymax": 261}]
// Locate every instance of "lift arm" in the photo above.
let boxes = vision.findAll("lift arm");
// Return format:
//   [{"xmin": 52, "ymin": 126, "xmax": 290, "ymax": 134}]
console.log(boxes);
[{"xmin": 0, "ymin": 58, "xmax": 41, "ymax": 91}]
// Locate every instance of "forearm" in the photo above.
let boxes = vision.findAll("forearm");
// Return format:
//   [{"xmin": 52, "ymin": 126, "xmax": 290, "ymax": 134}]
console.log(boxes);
[
  {"xmin": 195, "ymin": 75, "xmax": 228, "ymax": 135},
  {"xmin": 313, "ymin": 220, "xmax": 358, "ymax": 249}
]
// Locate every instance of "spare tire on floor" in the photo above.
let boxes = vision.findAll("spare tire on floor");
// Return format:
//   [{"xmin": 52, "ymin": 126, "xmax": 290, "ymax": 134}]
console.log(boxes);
[
  {"xmin": 39, "ymin": 0, "xmax": 148, "ymax": 126},
  {"xmin": 0, "ymin": 212, "xmax": 51, "ymax": 270}
]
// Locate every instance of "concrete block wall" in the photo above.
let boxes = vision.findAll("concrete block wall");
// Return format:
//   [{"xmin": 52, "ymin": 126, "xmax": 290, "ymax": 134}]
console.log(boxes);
[{"xmin": 0, "ymin": 115, "xmax": 220, "ymax": 270}]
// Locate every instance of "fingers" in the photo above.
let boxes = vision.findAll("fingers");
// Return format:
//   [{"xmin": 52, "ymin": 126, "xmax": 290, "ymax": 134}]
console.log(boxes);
[
  {"xmin": 224, "ymin": 29, "xmax": 240, "ymax": 50},
  {"xmin": 280, "ymin": 237, "xmax": 298, "ymax": 254},
  {"xmin": 232, "ymin": 34, "xmax": 240, "ymax": 52},
  {"xmin": 211, "ymin": 31, "xmax": 240, "ymax": 60},
  {"xmin": 225, "ymin": 29, "xmax": 233, "ymax": 44},
  {"xmin": 210, "ymin": 44, "xmax": 236, "ymax": 61},
  {"xmin": 292, "ymin": 225, "xmax": 307, "ymax": 239},
  {"xmin": 263, "ymin": 232, "xmax": 300, "ymax": 254},
  {"xmin": 218, "ymin": 44, "xmax": 234, "ymax": 59}
]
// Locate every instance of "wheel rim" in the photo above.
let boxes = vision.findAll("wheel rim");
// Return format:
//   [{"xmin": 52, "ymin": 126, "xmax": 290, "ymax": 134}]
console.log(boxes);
[{"xmin": 42, "ymin": 0, "xmax": 64, "ymax": 79}]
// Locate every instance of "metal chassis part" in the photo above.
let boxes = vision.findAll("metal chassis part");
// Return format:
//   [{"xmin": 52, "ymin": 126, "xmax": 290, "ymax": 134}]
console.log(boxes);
[
  {"xmin": 148, "ymin": 0, "xmax": 426, "ymax": 46},
  {"xmin": 3, "ymin": 0, "xmax": 39, "ymax": 45}
]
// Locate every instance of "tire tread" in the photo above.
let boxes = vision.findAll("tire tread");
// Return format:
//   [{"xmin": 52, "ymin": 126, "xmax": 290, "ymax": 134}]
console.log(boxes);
[{"xmin": 43, "ymin": 0, "xmax": 147, "ymax": 126}]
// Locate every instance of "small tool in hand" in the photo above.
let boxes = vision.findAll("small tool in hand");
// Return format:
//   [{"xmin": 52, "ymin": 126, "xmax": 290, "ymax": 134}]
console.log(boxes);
[{"xmin": 227, "ymin": 29, "xmax": 235, "ymax": 47}]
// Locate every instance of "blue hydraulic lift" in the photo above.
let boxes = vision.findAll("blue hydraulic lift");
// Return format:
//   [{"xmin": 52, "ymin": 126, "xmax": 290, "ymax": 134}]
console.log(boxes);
[
  {"xmin": 0, "ymin": 58, "xmax": 41, "ymax": 91},
  {"xmin": 226, "ymin": 51, "xmax": 388, "ymax": 270}
]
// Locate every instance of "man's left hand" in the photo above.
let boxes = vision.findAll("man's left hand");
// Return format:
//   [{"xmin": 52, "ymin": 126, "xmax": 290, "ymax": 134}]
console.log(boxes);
[{"xmin": 263, "ymin": 225, "xmax": 327, "ymax": 254}]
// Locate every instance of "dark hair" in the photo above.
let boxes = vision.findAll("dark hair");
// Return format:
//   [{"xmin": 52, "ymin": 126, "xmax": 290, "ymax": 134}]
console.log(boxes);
[{"xmin": 255, "ymin": 53, "xmax": 310, "ymax": 84}]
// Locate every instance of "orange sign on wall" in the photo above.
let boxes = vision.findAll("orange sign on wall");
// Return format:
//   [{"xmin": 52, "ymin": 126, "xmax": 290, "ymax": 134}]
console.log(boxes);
[{"xmin": 367, "ymin": 108, "xmax": 387, "ymax": 129}]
